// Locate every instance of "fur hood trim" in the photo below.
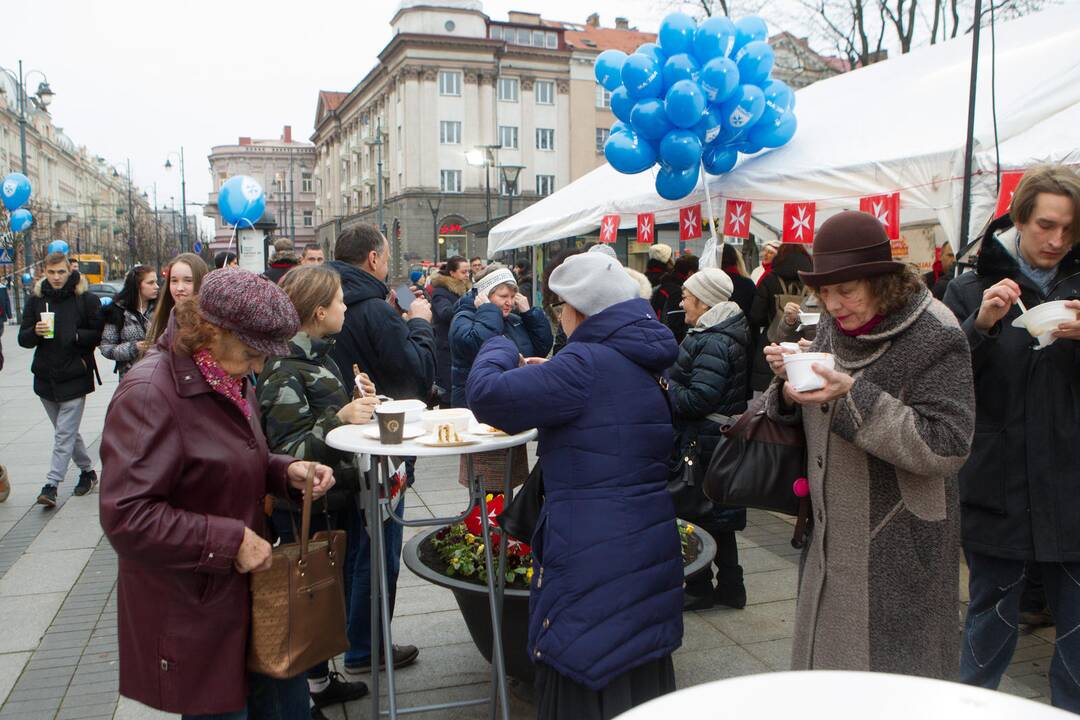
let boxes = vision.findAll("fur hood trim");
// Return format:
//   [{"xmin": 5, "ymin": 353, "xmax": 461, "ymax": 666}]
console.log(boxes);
[
  {"xmin": 430, "ymin": 272, "xmax": 472, "ymax": 296},
  {"xmin": 33, "ymin": 271, "xmax": 88, "ymax": 298}
]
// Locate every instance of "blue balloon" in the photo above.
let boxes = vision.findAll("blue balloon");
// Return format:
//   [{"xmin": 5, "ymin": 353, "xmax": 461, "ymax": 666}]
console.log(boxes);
[
  {"xmin": 660, "ymin": 130, "xmax": 703, "ymax": 171},
  {"xmin": 655, "ymin": 163, "xmax": 701, "ymax": 201},
  {"xmin": 21, "ymin": 273, "xmax": 31, "ymax": 284},
  {"xmin": 760, "ymin": 79, "xmax": 795, "ymax": 125},
  {"xmin": 664, "ymin": 80, "xmax": 707, "ymax": 129},
  {"xmin": 732, "ymin": 16, "xmax": 769, "ymax": 55},
  {"xmin": 9, "ymin": 208, "xmax": 33, "ymax": 233},
  {"xmin": 218, "ymin": 175, "xmax": 266, "ymax": 228},
  {"xmin": 630, "ymin": 98, "xmax": 673, "ymax": 140},
  {"xmin": 1, "ymin": 172, "xmax": 31, "ymax": 211},
  {"xmin": 610, "ymin": 120, "xmax": 631, "ymax": 136},
  {"xmin": 658, "ymin": 13, "xmax": 697, "ymax": 55},
  {"xmin": 635, "ymin": 42, "xmax": 667, "ymax": 66},
  {"xmin": 595, "ymin": 50, "xmax": 628, "ymax": 91},
  {"xmin": 604, "ymin": 129, "xmax": 658, "ymax": 174},
  {"xmin": 622, "ymin": 54, "xmax": 663, "ymax": 100},
  {"xmin": 693, "ymin": 16, "xmax": 737, "ymax": 62},
  {"xmin": 718, "ymin": 84, "xmax": 766, "ymax": 142},
  {"xmin": 692, "ymin": 107, "xmax": 723, "ymax": 145},
  {"xmin": 735, "ymin": 40, "xmax": 775, "ymax": 86},
  {"xmin": 610, "ymin": 86, "xmax": 634, "ymax": 123},
  {"xmin": 662, "ymin": 53, "xmax": 700, "ymax": 88},
  {"xmin": 100, "ymin": 296, "xmax": 113, "ymax": 307},
  {"xmin": 738, "ymin": 140, "xmax": 765, "ymax": 155},
  {"xmin": 47, "ymin": 239, "xmax": 70, "ymax": 255},
  {"xmin": 702, "ymin": 145, "xmax": 739, "ymax": 175},
  {"xmin": 749, "ymin": 111, "xmax": 798, "ymax": 148},
  {"xmin": 700, "ymin": 57, "xmax": 740, "ymax": 104}
]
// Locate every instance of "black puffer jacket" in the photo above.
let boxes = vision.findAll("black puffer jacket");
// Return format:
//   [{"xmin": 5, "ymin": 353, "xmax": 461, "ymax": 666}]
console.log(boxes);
[
  {"xmin": 749, "ymin": 249, "xmax": 813, "ymax": 390},
  {"xmin": 651, "ymin": 271, "xmax": 690, "ymax": 344},
  {"xmin": 429, "ymin": 273, "xmax": 470, "ymax": 404},
  {"xmin": 944, "ymin": 227, "xmax": 1080, "ymax": 563},
  {"xmin": 18, "ymin": 272, "xmax": 102, "ymax": 402}
]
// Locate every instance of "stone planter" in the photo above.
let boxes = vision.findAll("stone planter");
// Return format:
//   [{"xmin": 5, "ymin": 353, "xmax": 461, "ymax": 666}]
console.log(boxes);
[{"xmin": 402, "ymin": 521, "xmax": 715, "ymax": 683}]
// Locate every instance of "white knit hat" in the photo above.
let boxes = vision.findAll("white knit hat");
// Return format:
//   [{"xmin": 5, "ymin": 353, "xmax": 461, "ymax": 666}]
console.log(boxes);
[
  {"xmin": 550, "ymin": 253, "xmax": 640, "ymax": 317},
  {"xmin": 683, "ymin": 268, "xmax": 734, "ymax": 308},
  {"xmin": 649, "ymin": 243, "xmax": 674, "ymax": 264},
  {"xmin": 588, "ymin": 244, "xmax": 618, "ymax": 259},
  {"xmin": 475, "ymin": 266, "xmax": 517, "ymax": 299}
]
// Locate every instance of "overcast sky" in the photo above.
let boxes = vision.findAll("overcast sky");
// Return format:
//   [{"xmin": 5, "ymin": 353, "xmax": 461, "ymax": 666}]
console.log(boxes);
[{"xmin": 2, "ymin": 0, "xmax": 688, "ymax": 229}]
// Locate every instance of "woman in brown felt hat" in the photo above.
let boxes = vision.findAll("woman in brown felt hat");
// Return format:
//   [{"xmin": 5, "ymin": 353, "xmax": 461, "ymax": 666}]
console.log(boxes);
[{"xmin": 761, "ymin": 210, "xmax": 976, "ymax": 679}]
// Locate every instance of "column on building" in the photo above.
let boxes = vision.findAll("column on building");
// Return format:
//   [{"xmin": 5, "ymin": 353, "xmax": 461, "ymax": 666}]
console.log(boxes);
[{"xmin": 556, "ymin": 78, "xmax": 572, "ymax": 194}]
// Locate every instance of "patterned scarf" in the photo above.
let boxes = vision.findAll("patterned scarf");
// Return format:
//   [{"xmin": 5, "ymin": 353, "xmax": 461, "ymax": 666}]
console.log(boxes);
[{"xmin": 192, "ymin": 348, "xmax": 251, "ymax": 419}]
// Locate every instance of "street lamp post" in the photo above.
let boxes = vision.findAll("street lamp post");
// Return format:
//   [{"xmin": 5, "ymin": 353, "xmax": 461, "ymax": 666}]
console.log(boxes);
[
  {"xmin": 165, "ymin": 148, "xmax": 188, "ymax": 253},
  {"xmin": 465, "ymin": 145, "xmax": 502, "ymax": 227},
  {"xmin": 498, "ymin": 164, "xmax": 525, "ymax": 217},
  {"xmin": 427, "ymin": 197, "xmax": 443, "ymax": 264},
  {"xmin": 0, "ymin": 60, "xmax": 54, "ymax": 322}
]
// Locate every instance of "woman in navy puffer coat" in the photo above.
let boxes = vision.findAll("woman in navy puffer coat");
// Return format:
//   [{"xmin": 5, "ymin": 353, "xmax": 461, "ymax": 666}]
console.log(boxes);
[{"xmin": 467, "ymin": 252, "xmax": 682, "ymax": 720}]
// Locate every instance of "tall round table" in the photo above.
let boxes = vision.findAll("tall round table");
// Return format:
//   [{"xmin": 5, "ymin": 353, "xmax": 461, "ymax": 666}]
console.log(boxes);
[{"xmin": 327, "ymin": 422, "xmax": 537, "ymax": 720}]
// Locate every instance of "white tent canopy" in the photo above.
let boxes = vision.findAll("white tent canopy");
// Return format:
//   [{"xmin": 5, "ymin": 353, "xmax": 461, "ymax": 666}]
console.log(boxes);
[{"xmin": 488, "ymin": 3, "xmax": 1080, "ymax": 254}]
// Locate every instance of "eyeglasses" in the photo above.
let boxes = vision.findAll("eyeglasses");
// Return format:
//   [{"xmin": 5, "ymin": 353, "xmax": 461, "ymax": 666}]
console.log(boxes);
[{"xmin": 549, "ymin": 300, "xmax": 566, "ymax": 317}]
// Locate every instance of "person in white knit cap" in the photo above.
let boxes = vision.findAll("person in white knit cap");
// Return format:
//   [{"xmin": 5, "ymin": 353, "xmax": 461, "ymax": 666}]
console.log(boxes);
[
  {"xmin": 646, "ymin": 243, "xmax": 675, "ymax": 288},
  {"xmin": 669, "ymin": 267, "xmax": 752, "ymax": 611},
  {"xmin": 588, "ymin": 244, "xmax": 652, "ymax": 299}
]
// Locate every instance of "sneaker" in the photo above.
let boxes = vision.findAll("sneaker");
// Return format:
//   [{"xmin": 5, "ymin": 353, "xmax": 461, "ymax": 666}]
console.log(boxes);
[
  {"xmin": 37, "ymin": 484, "xmax": 58, "ymax": 508},
  {"xmin": 73, "ymin": 469, "xmax": 97, "ymax": 497},
  {"xmin": 345, "ymin": 644, "xmax": 420, "ymax": 674},
  {"xmin": 0, "ymin": 466, "xmax": 9, "ymax": 503},
  {"xmin": 310, "ymin": 671, "xmax": 368, "ymax": 708}
]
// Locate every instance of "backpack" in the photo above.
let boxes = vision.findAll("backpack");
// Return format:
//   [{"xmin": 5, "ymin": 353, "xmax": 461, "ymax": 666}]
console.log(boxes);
[{"xmin": 765, "ymin": 277, "xmax": 810, "ymax": 343}]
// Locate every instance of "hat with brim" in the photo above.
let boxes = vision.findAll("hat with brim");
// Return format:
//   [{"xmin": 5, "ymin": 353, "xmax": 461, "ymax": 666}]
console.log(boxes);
[{"xmin": 798, "ymin": 211, "xmax": 907, "ymax": 286}]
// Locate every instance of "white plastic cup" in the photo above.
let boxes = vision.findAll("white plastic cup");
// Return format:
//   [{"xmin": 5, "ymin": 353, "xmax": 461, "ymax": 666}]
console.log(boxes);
[
  {"xmin": 40, "ymin": 311, "xmax": 55, "ymax": 339},
  {"xmin": 783, "ymin": 352, "xmax": 835, "ymax": 392}
]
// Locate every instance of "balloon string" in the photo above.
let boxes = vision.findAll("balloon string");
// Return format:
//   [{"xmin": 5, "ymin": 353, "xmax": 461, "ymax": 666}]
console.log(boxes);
[
  {"xmin": 699, "ymin": 160, "xmax": 722, "ymax": 268},
  {"xmin": 224, "ymin": 217, "xmax": 255, "ymax": 259}
]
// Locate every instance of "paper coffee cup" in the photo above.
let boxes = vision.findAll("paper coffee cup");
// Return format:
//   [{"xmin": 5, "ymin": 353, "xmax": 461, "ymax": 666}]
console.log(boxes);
[
  {"xmin": 40, "ymin": 311, "xmax": 55, "ymax": 339},
  {"xmin": 375, "ymin": 407, "xmax": 406, "ymax": 445}
]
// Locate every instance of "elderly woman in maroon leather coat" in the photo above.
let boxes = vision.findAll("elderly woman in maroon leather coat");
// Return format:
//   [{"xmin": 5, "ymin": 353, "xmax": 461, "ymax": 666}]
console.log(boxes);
[{"xmin": 99, "ymin": 269, "xmax": 335, "ymax": 719}]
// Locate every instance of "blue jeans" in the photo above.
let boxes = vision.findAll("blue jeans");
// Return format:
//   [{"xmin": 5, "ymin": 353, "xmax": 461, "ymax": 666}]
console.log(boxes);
[
  {"xmin": 960, "ymin": 550, "xmax": 1080, "ymax": 713},
  {"xmin": 181, "ymin": 672, "xmax": 308, "ymax": 719},
  {"xmin": 343, "ymin": 494, "xmax": 404, "ymax": 667}
]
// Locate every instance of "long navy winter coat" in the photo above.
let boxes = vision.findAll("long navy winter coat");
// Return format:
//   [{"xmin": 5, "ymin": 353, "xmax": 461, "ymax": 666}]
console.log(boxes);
[
  {"xmin": 466, "ymin": 297, "xmax": 683, "ymax": 690},
  {"xmin": 448, "ymin": 290, "xmax": 552, "ymax": 408}
]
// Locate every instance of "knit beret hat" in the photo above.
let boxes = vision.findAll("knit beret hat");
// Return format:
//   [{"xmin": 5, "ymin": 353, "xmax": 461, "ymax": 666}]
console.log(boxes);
[
  {"xmin": 684, "ymin": 268, "xmax": 734, "ymax": 308},
  {"xmin": 198, "ymin": 268, "xmax": 300, "ymax": 357},
  {"xmin": 649, "ymin": 243, "xmax": 674, "ymax": 264},
  {"xmin": 549, "ymin": 252, "xmax": 639, "ymax": 317}
]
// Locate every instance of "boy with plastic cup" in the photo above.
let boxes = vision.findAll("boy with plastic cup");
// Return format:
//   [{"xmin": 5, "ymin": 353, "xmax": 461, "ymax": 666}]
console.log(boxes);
[{"xmin": 18, "ymin": 251, "xmax": 102, "ymax": 507}]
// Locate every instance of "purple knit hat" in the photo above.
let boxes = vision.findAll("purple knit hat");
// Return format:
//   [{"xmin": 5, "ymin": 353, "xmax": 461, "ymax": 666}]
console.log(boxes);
[{"xmin": 198, "ymin": 268, "xmax": 299, "ymax": 357}]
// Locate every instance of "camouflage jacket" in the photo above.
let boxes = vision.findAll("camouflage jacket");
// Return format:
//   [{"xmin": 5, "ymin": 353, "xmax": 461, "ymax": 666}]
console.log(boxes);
[{"xmin": 256, "ymin": 332, "xmax": 360, "ymax": 502}]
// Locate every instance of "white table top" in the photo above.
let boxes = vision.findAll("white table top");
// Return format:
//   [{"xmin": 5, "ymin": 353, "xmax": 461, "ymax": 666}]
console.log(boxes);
[
  {"xmin": 614, "ymin": 671, "xmax": 1070, "ymax": 719},
  {"xmin": 326, "ymin": 422, "xmax": 537, "ymax": 458}
]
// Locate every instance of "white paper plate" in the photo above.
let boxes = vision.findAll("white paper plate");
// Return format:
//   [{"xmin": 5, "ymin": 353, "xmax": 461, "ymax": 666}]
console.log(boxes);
[{"xmin": 362, "ymin": 423, "xmax": 425, "ymax": 440}]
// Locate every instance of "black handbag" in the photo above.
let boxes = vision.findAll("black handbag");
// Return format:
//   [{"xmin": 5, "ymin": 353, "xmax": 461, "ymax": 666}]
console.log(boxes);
[
  {"xmin": 667, "ymin": 439, "xmax": 713, "ymax": 519},
  {"xmin": 496, "ymin": 463, "xmax": 543, "ymax": 544},
  {"xmin": 704, "ymin": 393, "xmax": 812, "ymax": 547}
]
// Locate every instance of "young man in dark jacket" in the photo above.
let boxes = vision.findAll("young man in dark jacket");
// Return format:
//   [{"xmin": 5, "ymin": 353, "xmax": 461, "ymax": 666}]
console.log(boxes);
[
  {"xmin": 325, "ymin": 224, "xmax": 434, "ymax": 674},
  {"xmin": 943, "ymin": 165, "xmax": 1080, "ymax": 713},
  {"xmin": 18, "ymin": 252, "xmax": 102, "ymax": 507}
]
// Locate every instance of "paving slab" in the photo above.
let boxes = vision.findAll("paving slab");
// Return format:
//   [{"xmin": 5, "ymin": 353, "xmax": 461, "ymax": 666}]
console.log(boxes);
[
  {"xmin": 0, "ymin": 592, "xmax": 66, "ymax": 653},
  {"xmin": 0, "ymin": 548, "xmax": 93, "ymax": 596},
  {"xmin": 0, "ymin": 652, "xmax": 31, "ymax": 706},
  {"xmin": 27, "ymin": 513, "xmax": 104, "ymax": 553}
]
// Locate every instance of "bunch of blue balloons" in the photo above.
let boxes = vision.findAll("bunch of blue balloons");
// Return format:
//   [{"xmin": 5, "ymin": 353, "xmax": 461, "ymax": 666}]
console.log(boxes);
[
  {"xmin": 2, "ymin": 172, "xmax": 34, "ymax": 232},
  {"xmin": 596, "ymin": 13, "xmax": 797, "ymax": 201},
  {"xmin": 218, "ymin": 175, "xmax": 267, "ymax": 228}
]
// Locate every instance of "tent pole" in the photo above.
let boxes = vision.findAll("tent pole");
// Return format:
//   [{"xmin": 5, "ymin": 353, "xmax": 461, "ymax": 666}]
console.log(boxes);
[
  {"xmin": 957, "ymin": 0, "xmax": 984, "ymax": 262},
  {"xmin": 700, "ymin": 161, "xmax": 722, "ymax": 268}
]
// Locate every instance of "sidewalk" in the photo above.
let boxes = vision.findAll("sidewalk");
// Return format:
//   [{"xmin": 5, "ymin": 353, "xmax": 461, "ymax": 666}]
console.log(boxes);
[{"xmin": 0, "ymin": 332, "xmax": 1055, "ymax": 719}]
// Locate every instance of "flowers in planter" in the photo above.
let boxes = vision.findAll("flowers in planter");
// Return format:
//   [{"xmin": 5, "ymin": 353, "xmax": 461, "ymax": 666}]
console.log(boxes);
[{"xmin": 430, "ymin": 493, "xmax": 700, "ymax": 590}]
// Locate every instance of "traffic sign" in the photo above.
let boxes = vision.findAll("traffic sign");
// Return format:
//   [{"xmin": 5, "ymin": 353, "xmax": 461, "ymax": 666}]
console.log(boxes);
[
  {"xmin": 193, "ymin": 242, "xmax": 202, "ymax": 254},
  {"xmin": 0, "ymin": 247, "xmax": 13, "ymax": 265}
]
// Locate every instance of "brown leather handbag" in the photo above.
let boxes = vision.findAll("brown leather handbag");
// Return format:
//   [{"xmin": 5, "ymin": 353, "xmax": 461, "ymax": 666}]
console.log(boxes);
[{"xmin": 248, "ymin": 465, "xmax": 349, "ymax": 678}]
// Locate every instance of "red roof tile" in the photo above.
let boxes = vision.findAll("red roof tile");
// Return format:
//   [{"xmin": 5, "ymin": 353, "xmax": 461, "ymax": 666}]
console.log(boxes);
[
  {"xmin": 561, "ymin": 25, "xmax": 656, "ymax": 54},
  {"xmin": 319, "ymin": 90, "xmax": 348, "ymax": 113}
]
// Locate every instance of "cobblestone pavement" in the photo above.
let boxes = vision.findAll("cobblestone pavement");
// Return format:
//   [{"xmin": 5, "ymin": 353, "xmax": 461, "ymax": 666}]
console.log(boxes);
[{"xmin": 0, "ymin": 331, "xmax": 1055, "ymax": 719}]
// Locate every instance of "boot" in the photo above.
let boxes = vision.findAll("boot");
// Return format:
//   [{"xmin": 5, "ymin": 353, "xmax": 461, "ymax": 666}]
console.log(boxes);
[{"xmin": 714, "ymin": 566, "xmax": 746, "ymax": 609}]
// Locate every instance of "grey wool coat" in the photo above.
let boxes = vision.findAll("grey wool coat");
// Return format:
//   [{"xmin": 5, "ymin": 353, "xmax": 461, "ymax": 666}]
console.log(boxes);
[{"xmin": 764, "ymin": 286, "xmax": 975, "ymax": 679}]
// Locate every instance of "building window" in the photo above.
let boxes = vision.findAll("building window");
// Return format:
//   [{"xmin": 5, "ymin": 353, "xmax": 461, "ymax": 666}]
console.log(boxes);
[
  {"xmin": 536, "ymin": 128, "xmax": 555, "ymax": 151},
  {"xmin": 303, "ymin": 211, "xmax": 313, "ymax": 227},
  {"xmin": 546, "ymin": 32, "xmax": 558, "ymax": 49},
  {"xmin": 596, "ymin": 86, "xmax": 611, "ymax": 109},
  {"xmin": 517, "ymin": 28, "xmax": 530, "ymax": 45},
  {"xmin": 301, "ymin": 172, "xmax": 313, "ymax": 193},
  {"xmin": 440, "ymin": 120, "xmax": 462, "ymax": 145},
  {"xmin": 490, "ymin": 25, "xmax": 503, "ymax": 40},
  {"xmin": 498, "ymin": 77, "xmax": 519, "ymax": 102},
  {"xmin": 536, "ymin": 175, "xmax": 555, "ymax": 196},
  {"xmin": 440, "ymin": 169, "xmax": 463, "ymax": 193},
  {"xmin": 500, "ymin": 176, "xmax": 523, "ymax": 196},
  {"xmin": 218, "ymin": 172, "xmax": 228, "ymax": 190},
  {"xmin": 439, "ymin": 70, "xmax": 462, "ymax": 96},
  {"xmin": 498, "ymin": 125, "xmax": 519, "ymax": 149},
  {"xmin": 535, "ymin": 80, "xmax": 554, "ymax": 105},
  {"xmin": 595, "ymin": 127, "xmax": 610, "ymax": 152}
]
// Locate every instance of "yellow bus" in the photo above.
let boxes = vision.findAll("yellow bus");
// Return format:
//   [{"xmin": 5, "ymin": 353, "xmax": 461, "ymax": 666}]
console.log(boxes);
[{"xmin": 71, "ymin": 254, "xmax": 107, "ymax": 284}]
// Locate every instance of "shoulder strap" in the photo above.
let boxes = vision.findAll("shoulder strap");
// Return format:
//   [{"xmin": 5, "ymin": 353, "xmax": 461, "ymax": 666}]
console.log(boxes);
[{"xmin": 655, "ymin": 374, "xmax": 673, "ymax": 421}]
